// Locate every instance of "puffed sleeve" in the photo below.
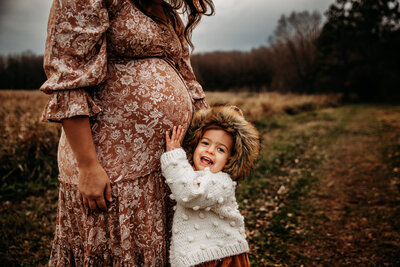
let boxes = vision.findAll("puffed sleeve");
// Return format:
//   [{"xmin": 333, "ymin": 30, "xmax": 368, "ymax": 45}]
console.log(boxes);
[
  {"xmin": 175, "ymin": 22, "xmax": 209, "ymax": 112},
  {"xmin": 41, "ymin": 89, "xmax": 102, "ymax": 122},
  {"xmin": 39, "ymin": 0, "xmax": 109, "ymax": 122}
]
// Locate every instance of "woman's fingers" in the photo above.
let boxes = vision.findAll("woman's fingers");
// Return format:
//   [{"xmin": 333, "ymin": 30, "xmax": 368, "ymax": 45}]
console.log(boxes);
[
  {"xmin": 77, "ymin": 161, "xmax": 111, "ymax": 212},
  {"xmin": 96, "ymin": 197, "xmax": 107, "ymax": 210},
  {"xmin": 88, "ymin": 198, "xmax": 97, "ymax": 210},
  {"xmin": 79, "ymin": 191, "xmax": 83, "ymax": 203},
  {"xmin": 105, "ymin": 182, "xmax": 112, "ymax": 203},
  {"xmin": 82, "ymin": 196, "xmax": 88, "ymax": 210},
  {"xmin": 82, "ymin": 194, "xmax": 110, "ymax": 211}
]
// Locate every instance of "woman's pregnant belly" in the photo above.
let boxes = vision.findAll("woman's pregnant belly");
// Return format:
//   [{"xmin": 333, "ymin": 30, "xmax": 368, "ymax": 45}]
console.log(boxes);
[{"xmin": 58, "ymin": 58, "xmax": 193, "ymax": 184}]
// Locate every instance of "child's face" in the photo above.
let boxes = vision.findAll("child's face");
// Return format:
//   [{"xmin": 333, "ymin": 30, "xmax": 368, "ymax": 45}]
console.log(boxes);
[{"xmin": 193, "ymin": 129, "xmax": 233, "ymax": 173}]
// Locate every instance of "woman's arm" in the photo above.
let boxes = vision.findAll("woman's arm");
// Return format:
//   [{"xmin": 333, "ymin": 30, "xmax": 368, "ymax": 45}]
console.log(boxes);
[{"xmin": 62, "ymin": 116, "xmax": 112, "ymax": 210}]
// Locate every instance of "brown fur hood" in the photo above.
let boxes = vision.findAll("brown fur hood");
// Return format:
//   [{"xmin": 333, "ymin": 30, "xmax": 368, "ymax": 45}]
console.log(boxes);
[{"xmin": 183, "ymin": 106, "xmax": 260, "ymax": 181}]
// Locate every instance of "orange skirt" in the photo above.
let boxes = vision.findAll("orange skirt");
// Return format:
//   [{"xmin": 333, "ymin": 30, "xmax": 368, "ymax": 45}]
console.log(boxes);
[{"xmin": 195, "ymin": 253, "xmax": 250, "ymax": 267}]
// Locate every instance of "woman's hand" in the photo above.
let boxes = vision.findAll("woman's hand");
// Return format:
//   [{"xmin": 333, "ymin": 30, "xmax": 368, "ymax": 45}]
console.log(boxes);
[
  {"xmin": 61, "ymin": 116, "xmax": 112, "ymax": 211},
  {"xmin": 78, "ymin": 162, "xmax": 112, "ymax": 210},
  {"xmin": 166, "ymin": 125, "xmax": 185, "ymax": 151}
]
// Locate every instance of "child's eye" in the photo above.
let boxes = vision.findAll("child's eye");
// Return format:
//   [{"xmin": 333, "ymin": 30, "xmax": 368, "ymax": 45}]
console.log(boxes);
[
  {"xmin": 201, "ymin": 141, "xmax": 209, "ymax": 146},
  {"xmin": 217, "ymin": 147, "xmax": 225, "ymax": 153}
]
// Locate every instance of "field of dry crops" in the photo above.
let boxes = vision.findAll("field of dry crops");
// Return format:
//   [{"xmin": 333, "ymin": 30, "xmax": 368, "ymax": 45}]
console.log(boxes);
[
  {"xmin": 0, "ymin": 91, "xmax": 59, "ymax": 199},
  {"xmin": 206, "ymin": 91, "xmax": 342, "ymax": 120}
]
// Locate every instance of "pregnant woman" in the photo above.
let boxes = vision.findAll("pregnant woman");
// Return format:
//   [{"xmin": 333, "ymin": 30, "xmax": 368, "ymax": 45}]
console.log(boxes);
[{"xmin": 40, "ymin": 0, "xmax": 213, "ymax": 265}]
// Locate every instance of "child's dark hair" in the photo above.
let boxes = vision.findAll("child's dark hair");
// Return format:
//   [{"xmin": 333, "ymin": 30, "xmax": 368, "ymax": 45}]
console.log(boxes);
[{"xmin": 183, "ymin": 106, "xmax": 260, "ymax": 181}]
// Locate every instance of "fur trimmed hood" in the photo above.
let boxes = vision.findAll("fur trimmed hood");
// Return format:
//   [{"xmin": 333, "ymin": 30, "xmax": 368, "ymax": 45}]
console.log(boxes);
[{"xmin": 183, "ymin": 106, "xmax": 260, "ymax": 181}]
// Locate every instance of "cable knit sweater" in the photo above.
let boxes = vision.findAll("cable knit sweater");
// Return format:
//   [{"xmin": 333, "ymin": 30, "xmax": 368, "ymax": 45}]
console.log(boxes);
[{"xmin": 161, "ymin": 148, "xmax": 249, "ymax": 267}]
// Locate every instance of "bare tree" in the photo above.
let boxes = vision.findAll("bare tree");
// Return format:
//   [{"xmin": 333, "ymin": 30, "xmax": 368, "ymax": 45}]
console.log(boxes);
[{"xmin": 269, "ymin": 11, "xmax": 322, "ymax": 92}]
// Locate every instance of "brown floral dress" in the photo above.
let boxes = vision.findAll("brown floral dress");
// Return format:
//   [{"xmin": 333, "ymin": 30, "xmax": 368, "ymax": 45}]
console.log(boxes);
[{"xmin": 40, "ymin": 0, "xmax": 208, "ymax": 266}]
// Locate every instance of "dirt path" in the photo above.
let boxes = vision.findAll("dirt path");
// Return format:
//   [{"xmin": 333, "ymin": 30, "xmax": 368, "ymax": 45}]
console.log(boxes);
[{"xmin": 294, "ymin": 106, "xmax": 400, "ymax": 266}]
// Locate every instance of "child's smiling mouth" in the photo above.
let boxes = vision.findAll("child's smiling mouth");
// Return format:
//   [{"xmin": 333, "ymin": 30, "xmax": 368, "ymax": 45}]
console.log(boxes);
[{"xmin": 200, "ymin": 156, "xmax": 214, "ymax": 166}]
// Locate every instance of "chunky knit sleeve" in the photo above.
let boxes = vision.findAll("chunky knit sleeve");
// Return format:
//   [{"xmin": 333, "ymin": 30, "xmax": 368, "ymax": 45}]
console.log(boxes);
[{"xmin": 161, "ymin": 148, "xmax": 235, "ymax": 209}]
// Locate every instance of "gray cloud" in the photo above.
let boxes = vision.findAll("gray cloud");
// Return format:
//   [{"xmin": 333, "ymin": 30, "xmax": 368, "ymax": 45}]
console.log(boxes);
[
  {"xmin": 0, "ymin": 0, "xmax": 52, "ymax": 55},
  {"xmin": 0, "ymin": 0, "xmax": 335, "ymax": 55},
  {"xmin": 192, "ymin": 0, "xmax": 335, "ymax": 52},
  {"xmin": 0, "ymin": 0, "xmax": 12, "ymax": 14}
]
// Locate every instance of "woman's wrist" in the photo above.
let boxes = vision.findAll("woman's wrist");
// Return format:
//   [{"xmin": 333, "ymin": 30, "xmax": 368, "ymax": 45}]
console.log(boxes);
[
  {"xmin": 77, "ymin": 156, "xmax": 100, "ymax": 169},
  {"xmin": 61, "ymin": 116, "xmax": 100, "ymax": 170}
]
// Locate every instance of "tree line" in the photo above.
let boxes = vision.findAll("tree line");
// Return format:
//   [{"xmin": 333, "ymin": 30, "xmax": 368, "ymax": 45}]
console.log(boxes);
[
  {"xmin": 0, "ymin": 51, "xmax": 46, "ymax": 90},
  {"xmin": 192, "ymin": 0, "xmax": 400, "ymax": 101},
  {"xmin": 1, "ymin": 0, "xmax": 399, "ymax": 101}
]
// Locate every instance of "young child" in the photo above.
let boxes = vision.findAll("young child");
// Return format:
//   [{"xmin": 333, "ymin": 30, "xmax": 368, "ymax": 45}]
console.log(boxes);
[{"xmin": 161, "ymin": 106, "xmax": 260, "ymax": 267}]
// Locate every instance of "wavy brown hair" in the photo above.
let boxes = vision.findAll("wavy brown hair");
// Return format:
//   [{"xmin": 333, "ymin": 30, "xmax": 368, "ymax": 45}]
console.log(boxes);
[{"xmin": 132, "ymin": 0, "xmax": 215, "ymax": 50}]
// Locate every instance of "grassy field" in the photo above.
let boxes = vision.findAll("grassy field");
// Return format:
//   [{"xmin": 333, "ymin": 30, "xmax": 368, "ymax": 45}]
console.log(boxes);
[
  {"xmin": 241, "ymin": 105, "xmax": 400, "ymax": 265},
  {"xmin": 1, "ymin": 90, "xmax": 399, "ymax": 266},
  {"xmin": 205, "ymin": 91, "xmax": 342, "ymax": 120}
]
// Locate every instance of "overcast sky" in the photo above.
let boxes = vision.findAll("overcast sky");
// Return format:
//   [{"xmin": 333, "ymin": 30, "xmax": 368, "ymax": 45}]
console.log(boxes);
[{"xmin": 0, "ymin": 0, "xmax": 335, "ymax": 55}]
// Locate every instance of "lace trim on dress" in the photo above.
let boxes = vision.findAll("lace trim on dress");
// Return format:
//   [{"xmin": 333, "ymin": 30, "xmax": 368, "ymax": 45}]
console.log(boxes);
[{"xmin": 41, "ymin": 89, "xmax": 102, "ymax": 123}]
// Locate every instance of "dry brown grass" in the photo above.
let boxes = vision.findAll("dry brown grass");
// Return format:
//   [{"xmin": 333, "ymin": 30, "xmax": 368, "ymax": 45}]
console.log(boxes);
[
  {"xmin": 0, "ymin": 90, "xmax": 60, "ymax": 265},
  {"xmin": 0, "ymin": 89, "xmax": 343, "ymax": 265},
  {"xmin": 0, "ymin": 90, "xmax": 342, "ymax": 124},
  {"xmin": 206, "ymin": 91, "xmax": 342, "ymax": 120},
  {"xmin": 5, "ymin": 90, "xmax": 399, "ymax": 266},
  {"xmin": 0, "ymin": 90, "xmax": 60, "ymax": 199},
  {"xmin": 0, "ymin": 90, "xmax": 57, "ymax": 135},
  {"xmin": 0, "ymin": 90, "xmax": 342, "ymax": 189}
]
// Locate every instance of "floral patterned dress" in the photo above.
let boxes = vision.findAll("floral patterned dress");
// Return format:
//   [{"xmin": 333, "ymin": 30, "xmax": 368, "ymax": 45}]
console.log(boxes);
[{"xmin": 40, "ymin": 0, "xmax": 208, "ymax": 266}]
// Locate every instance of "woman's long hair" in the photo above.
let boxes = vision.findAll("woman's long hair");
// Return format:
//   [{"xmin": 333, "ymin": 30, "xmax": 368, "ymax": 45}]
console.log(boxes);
[{"xmin": 133, "ymin": 0, "xmax": 215, "ymax": 50}]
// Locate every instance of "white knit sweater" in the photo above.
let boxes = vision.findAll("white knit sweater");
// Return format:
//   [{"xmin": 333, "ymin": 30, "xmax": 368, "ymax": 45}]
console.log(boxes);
[{"xmin": 161, "ymin": 148, "xmax": 249, "ymax": 267}]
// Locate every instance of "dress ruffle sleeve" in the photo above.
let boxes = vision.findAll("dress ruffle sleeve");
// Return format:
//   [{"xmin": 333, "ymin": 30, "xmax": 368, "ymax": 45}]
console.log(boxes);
[
  {"xmin": 41, "ymin": 89, "xmax": 102, "ymax": 123},
  {"xmin": 176, "ymin": 24, "xmax": 209, "ymax": 111},
  {"xmin": 40, "ymin": 0, "xmax": 109, "ymax": 94}
]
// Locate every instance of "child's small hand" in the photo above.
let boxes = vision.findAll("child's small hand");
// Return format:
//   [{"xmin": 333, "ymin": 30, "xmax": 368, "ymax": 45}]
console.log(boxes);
[{"xmin": 166, "ymin": 125, "xmax": 185, "ymax": 151}]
